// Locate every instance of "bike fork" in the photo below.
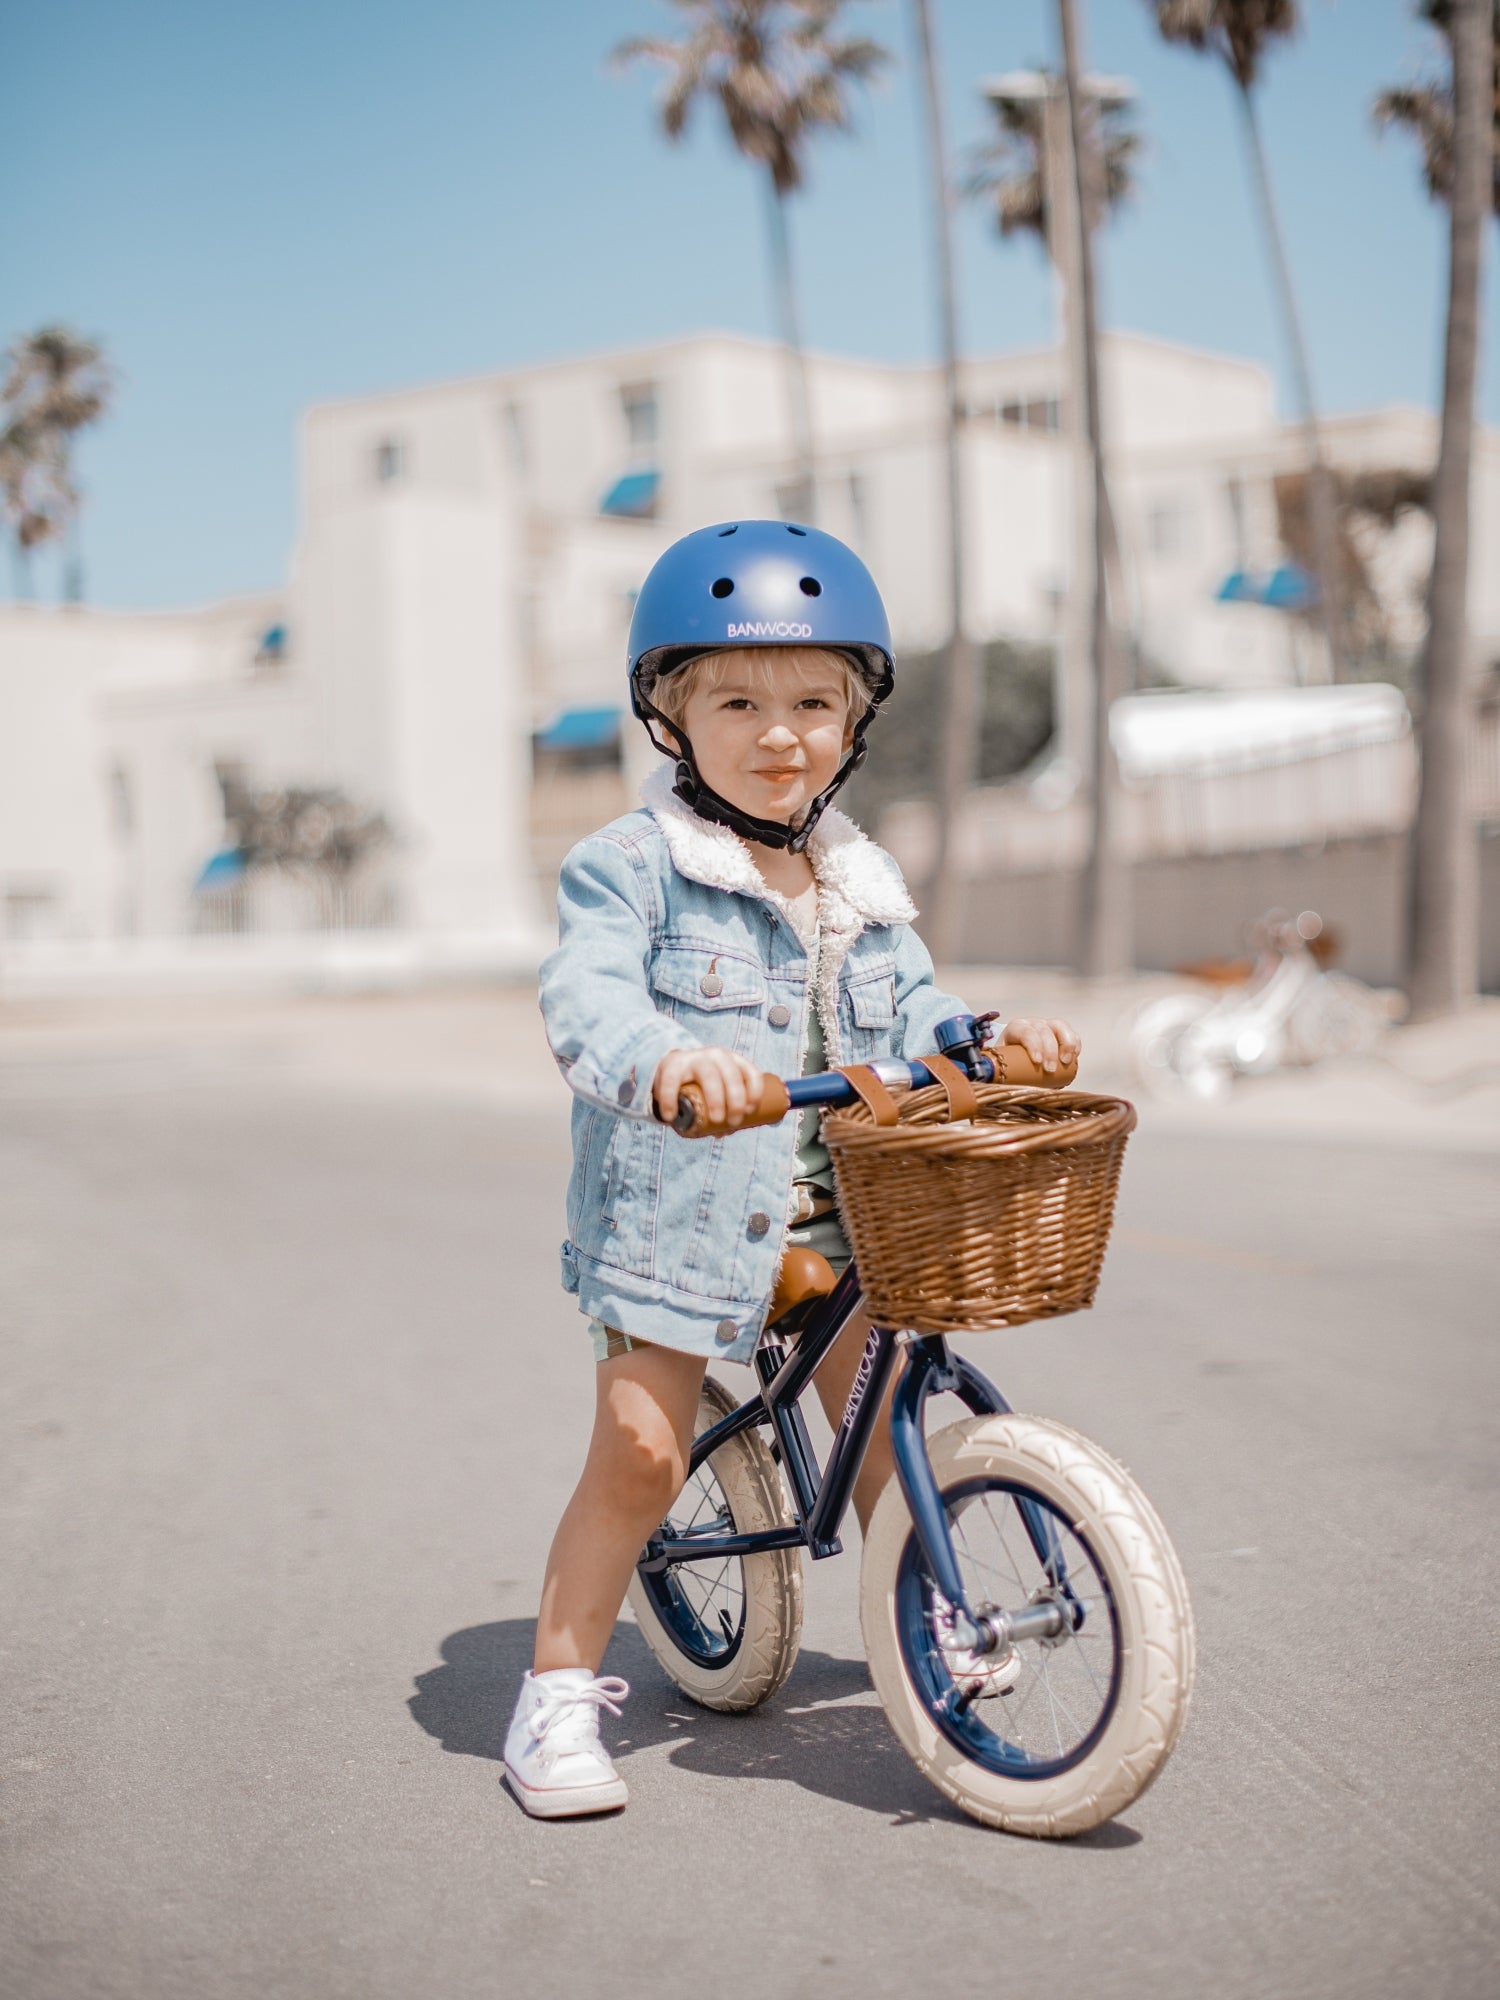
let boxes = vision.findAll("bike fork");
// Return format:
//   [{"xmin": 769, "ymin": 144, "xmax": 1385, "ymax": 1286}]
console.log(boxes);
[{"xmin": 888, "ymin": 1335, "xmax": 1078, "ymax": 1644}]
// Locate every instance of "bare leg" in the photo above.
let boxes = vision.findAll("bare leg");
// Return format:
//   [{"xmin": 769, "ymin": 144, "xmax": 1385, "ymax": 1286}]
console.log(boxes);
[
  {"xmin": 811, "ymin": 1305, "xmax": 901, "ymax": 1537},
  {"xmin": 534, "ymin": 1342, "xmax": 707, "ymax": 1673}
]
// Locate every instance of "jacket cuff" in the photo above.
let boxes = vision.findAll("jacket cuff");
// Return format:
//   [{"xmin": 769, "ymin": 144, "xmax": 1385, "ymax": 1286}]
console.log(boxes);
[{"xmin": 555, "ymin": 1013, "xmax": 703, "ymax": 1120}]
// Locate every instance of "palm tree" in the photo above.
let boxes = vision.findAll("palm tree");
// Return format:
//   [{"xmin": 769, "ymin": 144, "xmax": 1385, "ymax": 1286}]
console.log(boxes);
[
  {"xmin": 1374, "ymin": 0, "xmax": 1500, "ymax": 214},
  {"xmin": 1147, "ymin": 2, "xmax": 1346, "ymax": 681},
  {"xmin": 966, "ymin": 69, "xmax": 1141, "ymax": 812},
  {"xmin": 967, "ymin": 76, "xmax": 1141, "ymax": 241},
  {"xmin": 0, "ymin": 326, "xmax": 114, "ymax": 602},
  {"xmin": 1057, "ymin": 0, "xmax": 1132, "ymax": 977},
  {"xmin": 1377, "ymin": 0, "xmax": 1494, "ymax": 1017},
  {"xmin": 614, "ymin": 1, "xmax": 888, "ymax": 522},
  {"xmin": 0, "ymin": 419, "xmax": 51, "ymax": 598},
  {"xmin": 907, "ymin": 0, "xmax": 978, "ymax": 964},
  {"xmin": 227, "ymin": 783, "xmax": 394, "ymax": 932}
]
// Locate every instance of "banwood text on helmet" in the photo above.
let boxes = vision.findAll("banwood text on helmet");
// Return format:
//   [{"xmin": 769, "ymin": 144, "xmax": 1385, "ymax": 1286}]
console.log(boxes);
[{"xmin": 628, "ymin": 520, "xmax": 896, "ymax": 852}]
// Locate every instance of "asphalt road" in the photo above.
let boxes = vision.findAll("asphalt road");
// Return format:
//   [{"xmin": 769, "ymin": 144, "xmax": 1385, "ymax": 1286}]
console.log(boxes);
[{"xmin": 2, "ymin": 1054, "xmax": 1497, "ymax": 2000}]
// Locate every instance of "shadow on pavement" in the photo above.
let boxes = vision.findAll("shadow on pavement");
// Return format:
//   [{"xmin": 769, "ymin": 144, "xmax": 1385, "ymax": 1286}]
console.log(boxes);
[{"xmin": 410, "ymin": 1618, "xmax": 982, "ymax": 1826}]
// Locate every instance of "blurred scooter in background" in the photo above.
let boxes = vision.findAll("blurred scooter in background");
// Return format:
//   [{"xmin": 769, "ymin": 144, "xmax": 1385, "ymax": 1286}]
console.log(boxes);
[{"xmin": 1128, "ymin": 910, "xmax": 1402, "ymax": 1101}]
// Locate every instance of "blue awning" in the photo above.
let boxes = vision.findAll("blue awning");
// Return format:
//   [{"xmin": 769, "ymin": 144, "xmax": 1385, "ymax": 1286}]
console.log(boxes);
[
  {"xmin": 194, "ymin": 847, "xmax": 248, "ymax": 891},
  {"xmin": 1263, "ymin": 563, "xmax": 1316, "ymax": 609},
  {"xmin": 535, "ymin": 705, "xmax": 624, "ymax": 752},
  {"xmin": 600, "ymin": 469, "xmax": 660, "ymax": 518},
  {"xmin": 1215, "ymin": 563, "xmax": 1317, "ymax": 610}
]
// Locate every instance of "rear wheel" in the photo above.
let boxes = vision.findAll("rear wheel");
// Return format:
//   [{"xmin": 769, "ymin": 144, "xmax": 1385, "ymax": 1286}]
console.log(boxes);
[
  {"xmin": 861, "ymin": 1413, "xmax": 1195, "ymax": 1836},
  {"xmin": 628, "ymin": 1375, "xmax": 803, "ymax": 1712}
]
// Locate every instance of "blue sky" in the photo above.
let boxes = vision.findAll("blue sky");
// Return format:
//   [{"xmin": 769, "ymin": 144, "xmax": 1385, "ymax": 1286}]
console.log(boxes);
[{"xmin": 2, "ymin": 0, "xmax": 1492, "ymax": 610}]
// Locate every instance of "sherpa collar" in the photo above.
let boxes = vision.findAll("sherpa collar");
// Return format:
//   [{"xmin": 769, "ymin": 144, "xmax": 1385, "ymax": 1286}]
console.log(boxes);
[{"xmin": 639, "ymin": 763, "xmax": 915, "ymax": 932}]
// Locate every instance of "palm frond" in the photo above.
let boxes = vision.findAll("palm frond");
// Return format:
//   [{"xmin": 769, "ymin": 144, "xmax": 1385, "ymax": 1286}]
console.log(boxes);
[
  {"xmin": 612, "ymin": 0, "xmax": 889, "ymax": 190},
  {"xmin": 966, "ymin": 75, "xmax": 1141, "ymax": 243},
  {"xmin": 1148, "ymin": 0, "xmax": 1300, "ymax": 91},
  {"xmin": 1372, "ymin": 3, "xmax": 1499, "ymax": 216}
]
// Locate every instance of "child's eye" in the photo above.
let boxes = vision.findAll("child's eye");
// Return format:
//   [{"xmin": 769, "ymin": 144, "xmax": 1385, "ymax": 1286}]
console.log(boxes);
[{"xmin": 723, "ymin": 696, "xmax": 754, "ymax": 711}]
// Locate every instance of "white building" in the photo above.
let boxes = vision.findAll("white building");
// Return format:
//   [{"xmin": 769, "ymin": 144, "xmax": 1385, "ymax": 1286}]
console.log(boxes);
[{"xmin": 1, "ymin": 328, "xmax": 1496, "ymax": 979}]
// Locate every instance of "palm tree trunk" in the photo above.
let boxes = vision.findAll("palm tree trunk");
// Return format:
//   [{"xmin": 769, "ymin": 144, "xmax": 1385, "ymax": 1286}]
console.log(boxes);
[
  {"xmin": 1059, "ymin": 0, "xmax": 1131, "ymax": 979},
  {"xmin": 763, "ymin": 176, "xmax": 817, "ymax": 523},
  {"xmin": 1234, "ymin": 81, "xmax": 1345, "ymax": 682},
  {"xmin": 910, "ymin": 0, "xmax": 978, "ymax": 964},
  {"xmin": 1407, "ymin": 0, "xmax": 1490, "ymax": 1020}
]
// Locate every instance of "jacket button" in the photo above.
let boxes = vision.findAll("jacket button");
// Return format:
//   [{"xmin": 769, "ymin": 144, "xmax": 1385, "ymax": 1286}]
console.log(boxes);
[
  {"xmin": 616, "ymin": 1070, "xmax": 636, "ymax": 1106},
  {"xmin": 715, "ymin": 1318, "xmax": 738, "ymax": 1345},
  {"xmin": 767, "ymin": 1003, "xmax": 791, "ymax": 1028},
  {"xmin": 747, "ymin": 1211, "xmax": 771, "ymax": 1236},
  {"xmin": 700, "ymin": 973, "xmax": 723, "ymax": 997}
]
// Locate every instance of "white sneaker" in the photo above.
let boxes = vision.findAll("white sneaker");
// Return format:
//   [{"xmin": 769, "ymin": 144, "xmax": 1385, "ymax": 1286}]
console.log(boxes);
[
  {"xmin": 931, "ymin": 1595, "xmax": 1023, "ymax": 1698},
  {"xmin": 503, "ymin": 1669, "xmax": 630, "ymax": 1818}
]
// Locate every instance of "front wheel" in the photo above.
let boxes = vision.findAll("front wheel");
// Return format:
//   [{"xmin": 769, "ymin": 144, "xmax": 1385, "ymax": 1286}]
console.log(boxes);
[{"xmin": 861, "ymin": 1413, "xmax": 1195, "ymax": 1837}]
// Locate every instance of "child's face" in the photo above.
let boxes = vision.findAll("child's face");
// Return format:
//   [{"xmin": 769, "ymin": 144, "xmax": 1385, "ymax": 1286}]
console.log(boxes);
[{"xmin": 677, "ymin": 651, "xmax": 856, "ymax": 828}]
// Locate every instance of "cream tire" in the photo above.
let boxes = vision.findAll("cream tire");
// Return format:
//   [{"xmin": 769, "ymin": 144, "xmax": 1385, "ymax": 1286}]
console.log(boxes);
[
  {"xmin": 861, "ymin": 1412, "xmax": 1196, "ymax": 1837},
  {"xmin": 628, "ymin": 1374, "xmax": 804, "ymax": 1713}
]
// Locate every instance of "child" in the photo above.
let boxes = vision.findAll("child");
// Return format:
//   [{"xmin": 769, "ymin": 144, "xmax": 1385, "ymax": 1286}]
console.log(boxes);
[{"xmin": 506, "ymin": 521, "xmax": 1080, "ymax": 1817}]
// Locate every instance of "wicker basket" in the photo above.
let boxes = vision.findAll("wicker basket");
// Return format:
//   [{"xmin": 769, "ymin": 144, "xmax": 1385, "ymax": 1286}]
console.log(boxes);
[{"xmin": 822, "ymin": 1082, "xmax": 1136, "ymax": 1335}]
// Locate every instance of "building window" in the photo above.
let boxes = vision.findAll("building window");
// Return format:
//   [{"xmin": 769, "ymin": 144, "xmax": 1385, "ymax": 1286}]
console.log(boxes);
[
  {"xmin": 214, "ymin": 758, "xmax": 249, "ymax": 821},
  {"xmin": 373, "ymin": 437, "xmax": 407, "ymax": 483},
  {"xmin": 775, "ymin": 476, "xmax": 815, "ymax": 523},
  {"xmin": 997, "ymin": 395, "xmax": 1061, "ymax": 433},
  {"xmin": 620, "ymin": 382, "xmax": 659, "ymax": 456},
  {"xmin": 108, "ymin": 766, "xmax": 134, "ymax": 840},
  {"xmin": 4, "ymin": 885, "xmax": 59, "ymax": 941},
  {"xmin": 1148, "ymin": 498, "xmax": 1191, "ymax": 559},
  {"xmin": 1224, "ymin": 477, "xmax": 1248, "ymax": 565},
  {"xmin": 532, "ymin": 705, "xmax": 625, "ymax": 777},
  {"xmin": 847, "ymin": 470, "xmax": 869, "ymax": 547},
  {"xmin": 502, "ymin": 402, "xmax": 528, "ymax": 475}
]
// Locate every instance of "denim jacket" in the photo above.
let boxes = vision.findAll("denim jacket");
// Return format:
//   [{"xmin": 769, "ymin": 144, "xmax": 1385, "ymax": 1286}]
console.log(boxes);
[{"xmin": 539, "ymin": 766, "xmax": 968, "ymax": 1363}]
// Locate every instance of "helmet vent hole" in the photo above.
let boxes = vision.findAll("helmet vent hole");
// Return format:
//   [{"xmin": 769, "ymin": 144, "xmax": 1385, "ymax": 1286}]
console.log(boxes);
[
  {"xmin": 717, "ymin": 525, "xmax": 738, "ymax": 537},
  {"xmin": 799, "ymin": 576, "xmax": 822, "ymax": 597},
  {"xmin": 786, "ymin": 525, "xmax": 807, "ymax": 536},
  {"xmin": 711, "ymin": 577, "xmax": 735, "ymax": 599}
]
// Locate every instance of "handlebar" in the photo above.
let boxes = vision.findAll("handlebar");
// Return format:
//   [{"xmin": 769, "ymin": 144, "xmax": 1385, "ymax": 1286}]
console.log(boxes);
[{"xmin": 662, "ymin": 1038, "xmax": 1078, "ymax": 1141}]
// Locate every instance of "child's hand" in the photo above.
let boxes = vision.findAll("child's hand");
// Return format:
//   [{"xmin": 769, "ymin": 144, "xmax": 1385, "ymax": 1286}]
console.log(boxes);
[
  {"xmin": 653, "ymin": 1047, "xmax": 765, "ymax": 1131},
  {"xmin": 999, "ymin": 1016, "xmax": 1082, "ymax": 1077}
]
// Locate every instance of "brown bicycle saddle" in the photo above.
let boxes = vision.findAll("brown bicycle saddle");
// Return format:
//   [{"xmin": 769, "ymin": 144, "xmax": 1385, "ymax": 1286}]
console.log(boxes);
[{"xmin": 766, "ymin": 1246, "xmax": 838, "ymax": 1330}]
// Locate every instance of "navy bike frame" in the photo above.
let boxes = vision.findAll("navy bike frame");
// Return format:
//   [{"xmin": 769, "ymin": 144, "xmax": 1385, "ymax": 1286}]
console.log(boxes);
[{"xmin": 639, "ymin": 1014, "xmax": 1071, "ymax": 1627}]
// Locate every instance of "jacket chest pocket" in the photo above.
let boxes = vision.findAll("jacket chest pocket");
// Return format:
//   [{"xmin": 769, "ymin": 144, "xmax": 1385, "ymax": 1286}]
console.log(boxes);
[
  {"xmin": 842, "ymin": 961, "xmax": 897, "ymax": 1056},
  {"xmin": 650, "ymin": 946, "xmax": 766, "ymax": 1050}
]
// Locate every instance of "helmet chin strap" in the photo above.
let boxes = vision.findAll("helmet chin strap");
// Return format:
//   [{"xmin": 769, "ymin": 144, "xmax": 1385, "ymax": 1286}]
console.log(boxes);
[{"xmin": 636, "ymin": 694, "xmax": 875, "ymax": 856}]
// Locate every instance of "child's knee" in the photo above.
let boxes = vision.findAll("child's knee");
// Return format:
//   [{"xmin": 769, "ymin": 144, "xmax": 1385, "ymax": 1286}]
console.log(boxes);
[{"xmin": 591, "ymin": 1416, "xmax": 686, "ymax": 1518}]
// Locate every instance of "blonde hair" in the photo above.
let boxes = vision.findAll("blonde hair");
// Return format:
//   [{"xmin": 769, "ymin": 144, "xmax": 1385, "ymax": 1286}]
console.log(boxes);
[{"xmin": 649, "ymin": 645, "xmax": 872, "ymax": 729}]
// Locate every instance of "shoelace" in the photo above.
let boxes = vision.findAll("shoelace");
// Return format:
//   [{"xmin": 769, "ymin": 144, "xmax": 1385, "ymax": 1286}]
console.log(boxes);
[{"xmin": 529, "ymin": 1675, "xmax": 630, "ymax": 1747}]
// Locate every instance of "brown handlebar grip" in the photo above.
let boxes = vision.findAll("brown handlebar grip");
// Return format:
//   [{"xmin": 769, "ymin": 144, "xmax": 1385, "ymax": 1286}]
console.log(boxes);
[
  {"xmin": 667, "ymin": 1071, "xmax": 792, "ymax": 1140},
  {"xmin": 984, "ymin": 1044, "xmax": 1079, "ymax": 1089}
]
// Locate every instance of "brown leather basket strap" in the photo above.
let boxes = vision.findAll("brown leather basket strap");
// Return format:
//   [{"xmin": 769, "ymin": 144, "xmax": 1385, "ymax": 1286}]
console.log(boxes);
[
  {"xmin": 836, "ymin": 1064, "xmax": 901, "ymax": 1127},
  {"xmin": 921, "ymin": 1051, "xmax": 979, "ymax": 1123}
]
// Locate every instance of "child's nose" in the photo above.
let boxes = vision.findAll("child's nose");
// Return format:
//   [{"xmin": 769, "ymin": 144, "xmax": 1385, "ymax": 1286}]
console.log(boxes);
[{"xmin": 759, "ymin": 721, "xmax": 798, "ymax": 749}]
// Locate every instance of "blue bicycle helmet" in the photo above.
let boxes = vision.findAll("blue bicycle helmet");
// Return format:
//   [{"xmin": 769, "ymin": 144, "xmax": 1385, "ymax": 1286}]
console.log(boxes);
[{"xmin": 628, "ymin": 520, "xmax": 895, "ymax": 852}]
